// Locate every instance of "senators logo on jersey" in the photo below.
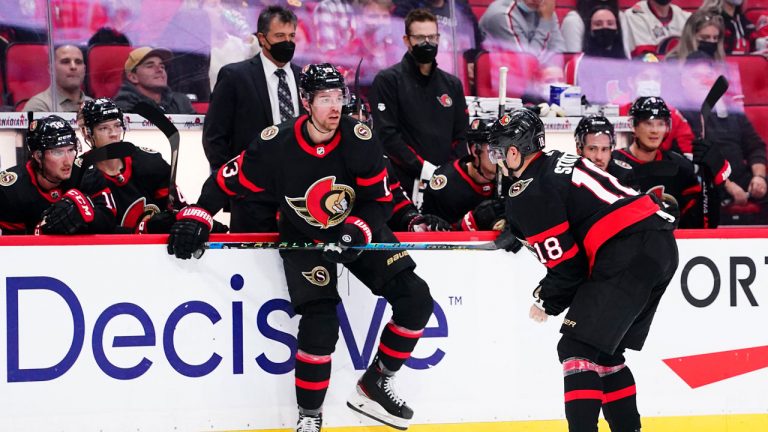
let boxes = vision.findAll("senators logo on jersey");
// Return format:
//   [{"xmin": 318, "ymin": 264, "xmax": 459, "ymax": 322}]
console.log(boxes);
[
  {"xmin": 286, "ymin": 176, "xmax": 355, "ymax": 228},
  {"xmin": 302, "ymin": 266, "xmax": 331, "ymax": 287}
]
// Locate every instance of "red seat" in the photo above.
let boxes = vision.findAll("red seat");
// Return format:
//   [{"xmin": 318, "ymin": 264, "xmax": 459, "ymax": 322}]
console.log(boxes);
[
  {"xmin": 727, "ymin": 55, "xmax": 768, "ymax": 105},
  {"xmin": 192, "ymin": 102, "xmax": 209, "ymax": 114},
  {"xmin": 471, "ymin": 5, "xmax": 486, "ymax": 20},
  {"xmin": 564, "ymin": 53, "xmax": 584, "ymax": 85},
  {"xmin": 744, "ymin": 105, "xmax": 768, "ymax": 146},
  {"xmin": 5, "ymin": 43, "xmax": 50, "ymax": 109},
  {"xmin": 468, "ymin": 0, "xmax": 494, "ymax": 6},
  {"xmin": 744, "ymin": 8, "xmax": 767, "ymax": 26},
  {"xmin": 474, "ymin": 51, "xmax": 539, "ymax": 98},
  {"xmin": 555, "ymin": 6, "xmax": 573, "ymax": 22},
  {"xmin": 87, "ymin": 44, "xmax": 133, "ymax": 99},
  {"xmin": 619, "ymin": 0, "xmax": 638, "ymax": 10}
]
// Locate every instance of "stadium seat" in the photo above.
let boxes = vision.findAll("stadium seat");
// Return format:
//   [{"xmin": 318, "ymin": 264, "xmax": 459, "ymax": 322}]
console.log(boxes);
[
  {"xmin": 192, "ymin": 102, "xmax": 209, "ymax": 114},
  {"xmin": 5, "ymin": 43, "xmax": 50, "ymax": 109},
  {"xmin": 564, "ymin": 53, "xmax": 584, "ymax": 84},
  {"xmin": 744, "ymin": 105, "xmax": 768, "ymax": 146},
  {"xmin": 471, "ymin": 5, "xmax": 486, "ymax": 20},
  {"xmin": 556, "ymin": 6, "xmax": 573, "ymax": 23},
  {"xmin": 619, "ymin": 0, "xmax": 637, "ymax": 10},
  {"xmin": 87, "ymin": 44, "xmax": 133, "ymax": 99},
  {"xmin": 468, "ymin": 0, "xmax": 495, "ymax": 7},
  {"xmin": 727, "ymin": 55, "xmax": 768, "ymax": 105},
  {"xmin": 744, "ymin": 8, "xmax": 767, "ymax": 26},
  {"xmin": 474, "ymin": 51, "xmax": 539, "ymax": 98}
]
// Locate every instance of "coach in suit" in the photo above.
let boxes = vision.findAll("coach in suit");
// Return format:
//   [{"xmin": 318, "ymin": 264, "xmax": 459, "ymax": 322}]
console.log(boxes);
[{"xmin": 203, "ymin": 5, "xmax": 304, "ymax": 232}]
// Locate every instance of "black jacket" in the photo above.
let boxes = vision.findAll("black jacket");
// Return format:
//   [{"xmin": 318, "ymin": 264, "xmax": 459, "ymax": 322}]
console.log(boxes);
[{"xmin": 114, "ymin": 81, "xmax": 195, "ymax": 115}]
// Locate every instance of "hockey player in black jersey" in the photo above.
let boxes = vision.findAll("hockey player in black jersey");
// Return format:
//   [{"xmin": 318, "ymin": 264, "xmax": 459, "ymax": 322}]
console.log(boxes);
[
  {"xmin": 167, "ymin": 64, "xmax": 434, "ymax": 432},
  {"xmin": 488, "ymin": 108, "xmax": 678, "ymax": 432},
  {"xmin": 78, "ymin": 98, "xmax": 188, "ymax": 233},
  {"xmin": 612, "ymin": 97, "xmax": 729, "ymax": 228},
  {"xmin": 0, "ymin": 115, "xmax": 116, "ymax": 235},
  {"xmin": 575, "ymin": 115, "xmax": 635, "ymax": 186}
]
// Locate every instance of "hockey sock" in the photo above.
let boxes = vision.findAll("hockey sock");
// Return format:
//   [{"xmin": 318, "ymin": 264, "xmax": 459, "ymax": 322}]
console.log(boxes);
[
  {"xmin": 601, "ymin": 365, "xmax": 640, "ymax": 432},
  {"xmin": 563, "ymin": 358, "xmax": 604, "ymax": 432},
  {"xmin": 295, "ymin": 350, "xmax": 332, "ymax": 411},
  {"xmin": 375, "ymin": 320, "xmax": 424, "ymax": 372}
]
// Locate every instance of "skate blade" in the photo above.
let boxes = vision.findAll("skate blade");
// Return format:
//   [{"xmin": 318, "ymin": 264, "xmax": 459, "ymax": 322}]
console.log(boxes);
[{"xmin": 346, "ymin": 388, "xmax": 410, "ymax": 430}]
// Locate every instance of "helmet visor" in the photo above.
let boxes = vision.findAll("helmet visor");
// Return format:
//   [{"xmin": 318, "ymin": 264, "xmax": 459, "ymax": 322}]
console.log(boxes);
[
  {"xmin": 309, "ymin": 88, "xmax": 350, "ymax": 106},
  {"xmin": 487, "ymin": 146, "xmax": 507, "ymax": 164}
]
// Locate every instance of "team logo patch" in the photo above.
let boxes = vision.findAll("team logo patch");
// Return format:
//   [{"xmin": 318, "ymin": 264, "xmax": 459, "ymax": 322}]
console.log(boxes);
[
  {"xmin": 139, "ymin": 146, "xmax": 158, "ymax": 154},
  {"xmin": 437, "ymin": 94, "xmax": 453, "ymax": 107},
  {"xmin": 508, "ymin": 178, "xmax": 533, "ymax": 197},
  {"xmin": 354, "ymin": 123, "xmax": 372, "ymax": 141},
  {"xmin": 613, "ymin": 159, "xmax": 632, "ymax": 170},
  {"xmin": 499, "ymin": 115, "xmax": 511, "ymax": 126},
  {"xmin": 0, "ymin": 171, "xmax": 17, "ymax": 186},
  {"xmin": 286, "ymin": 176, "xmax": 355, "ymax": 228},
  {"xmin": 260, "ymin": 125, "xmax": 279, "ymax": 141},
  {"xmin": 377, "ymin": 103, "xmax": 386, "ymax": 112},
  {"xmin": 302, "ymin": 266, "xmax": 331, "ymax": 287},
  {"xmin": 429, "ymin": 174, "xmax": 448, "ymax": 190}
]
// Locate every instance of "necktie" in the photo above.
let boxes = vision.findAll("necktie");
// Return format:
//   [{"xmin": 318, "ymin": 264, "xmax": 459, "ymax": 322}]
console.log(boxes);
[{"xmin": 275, "ymin": 69, "xmax": 295, "ymax": 123}]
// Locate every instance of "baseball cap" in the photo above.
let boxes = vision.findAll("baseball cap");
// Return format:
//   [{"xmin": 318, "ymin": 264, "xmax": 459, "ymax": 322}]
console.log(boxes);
[{"xmin": 124, "ymin": 47, "xmax": 172, "ymax": 74}]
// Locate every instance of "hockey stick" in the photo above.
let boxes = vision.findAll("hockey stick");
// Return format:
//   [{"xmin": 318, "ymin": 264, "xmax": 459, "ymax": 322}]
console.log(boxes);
[
  {"xmin": 132, "ymin": 102, "xmax": 180, "ymax": 211},
  {"xmin": 495, "ymin": 66, "xmax": 508, "ymax": 198},
  {"xmin": 354, "ymin": 58, "xmax": 364, "ymax": 119},
  {"xmin": 75, "ymin": 141, "xmax": 137, "ymax": 186},
  {"xmin": 698, "ymin": 75, "xmax": 729, "ymax": 228},
  {"xmin": 204, "ymin": 241, "xmax": 500, "ymax": 251}
]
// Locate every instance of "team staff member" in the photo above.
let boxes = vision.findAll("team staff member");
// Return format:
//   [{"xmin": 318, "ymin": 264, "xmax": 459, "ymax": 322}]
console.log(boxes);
[
  {"xmin": 487, "ymin": 108, "xmax": 678, "ymax": 432},
  {"xmin": 167, "ymin": 64, "xmax": 434, "ymax": 432},
  {"xmin": 0, "ymin": 115, "xmax": 116, "ymax": 235},
  {"xmin": 369, "ymin": 8, "xmax": 469, "ymax": 195}
]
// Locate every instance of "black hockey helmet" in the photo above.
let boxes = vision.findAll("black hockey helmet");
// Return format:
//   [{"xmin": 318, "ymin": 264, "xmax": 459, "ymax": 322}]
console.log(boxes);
[
  {"xmin": 488, "ymin": 108, "xmax": 545, "ymax": 161},
  {"xmin": 300, "ymin": 63, "xmax": 348, "ymax": 101},
  {"xmin": 575, "ymin": 115, "xmax": 615, "ymax": 148},
  {"xmin": 80, "ymin": 97, "xmax": 125, "ymax": 132},
  {"xmin": 629, "ymin": 96, "xmax": 671, "ymax": 126},
  {"xmin": 342, "ymin": 94, "xmax": 370, "ymax": 118},
  {"xmin": 467, "ymin": 118, "xmax": 492, "ymax": 146},
  {"xmin": 26, "ymin": 115, "xmax": 79, "ymax": 154}
]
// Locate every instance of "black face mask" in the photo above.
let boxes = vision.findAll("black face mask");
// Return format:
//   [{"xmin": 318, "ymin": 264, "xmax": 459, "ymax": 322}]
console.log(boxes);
[
  {"xmin": 265, "ymin": 39, "xmax": 296, "ymax": 63},
  {"xmin": 591, "ymin": 28, "xmax": 618, "ymax": 48},
  {"xmin": 697, "ymin": 40, "xmax": 718, "ymax": 57},
  {"xmin": 411, "ymin": 42, "xmax": 438, "ymax": 64}
]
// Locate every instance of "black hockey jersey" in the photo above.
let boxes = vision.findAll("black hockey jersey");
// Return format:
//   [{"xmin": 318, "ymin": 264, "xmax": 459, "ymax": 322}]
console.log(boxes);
[
  {"xmin": 199, "ymin": 115, "xmax": 392, "ymax": 241},
  {"xmin": 503, "ymin": 150, "xmax": 671, "ymax": 312},
  {"xmin": 421, "ymin": 156, "xmax": 494, "ymax": 227},
  {"xmin": 79, "ymin": 147, "xmax": 181, "ymax": 231},
  {"xmin": 0, "ymin": 162, "xmax": 116, "ymax": 234},
  {"xmin": 611, "ymin": 148, "xmax": 706, "ymax": 228}
]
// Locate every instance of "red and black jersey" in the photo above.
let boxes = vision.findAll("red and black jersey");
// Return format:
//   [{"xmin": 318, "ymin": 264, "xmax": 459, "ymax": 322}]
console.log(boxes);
[
  {"xmin": 200, "ymin": 115, "xmax": 392, "ymax": 241},
  {"xmin": 0, "ymin": 161, "xmax": 116, "ymax": 234},
  {"xmin": 80, "ymin": 147, "xmax": 182, "ymax": 231},
  {"xmin": 611, "ymin": 148, "xmax": 706, "ymax": 228},
  {"xmin": 503, "ymin": 150, "xmax": 668, "ymax": 312},
  {"xmin": 421, "ymin": 156, "xmax": 494, "ymax": 227}
]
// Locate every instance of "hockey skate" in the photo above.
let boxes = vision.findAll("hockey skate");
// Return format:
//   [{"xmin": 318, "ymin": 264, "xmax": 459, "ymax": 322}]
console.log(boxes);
[
  {"xmin": 346, "ymin": 364, "xmax": 413, "ymax": 430},
  {"xmin": 296, "ymin": 411, "xmax": 322, "ymax": 432}
]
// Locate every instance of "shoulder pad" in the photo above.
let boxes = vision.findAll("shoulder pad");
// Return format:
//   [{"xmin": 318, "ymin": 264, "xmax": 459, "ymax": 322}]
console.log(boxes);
[
  {"xmin": 0, "ymin": 170, "xmax": 18, "ymax": 187},
  {"xmin": 138, "ymin": 146, "xmax": 159, "ymax": 154},
  {"xmin": 612, "ymin": 159, "xmax": 632, "ymax": 170},
  {"xmin": 260, "ymin": 125, "xmax": 279, "ymax": 141},
  {"xmin": 353, "ymin": 122, "xmax": 372, "ymax": 141}
]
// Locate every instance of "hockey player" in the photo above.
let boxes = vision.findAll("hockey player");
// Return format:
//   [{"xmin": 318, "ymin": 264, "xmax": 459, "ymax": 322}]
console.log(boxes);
[
  {"xmin": 487, "ymin": 108, "xmax": 678, "ymax": 432},
  {"xmin": 0, "ymin": 115, "xmax": 116, "ymax": 234},
  {"xmin": 78, "ymin": 98, "xmax": 190, "ymax": 233},
  {"xmin": 612, "ymin": 96, "xmax": 729, "ymax": 228},
  {"xmin": 574, "ymin": 115, "xmax": 635, "ymax": 186},
  {"xmin": 167, "ymin": 63, "xmax": 434, "ymax": 432}
]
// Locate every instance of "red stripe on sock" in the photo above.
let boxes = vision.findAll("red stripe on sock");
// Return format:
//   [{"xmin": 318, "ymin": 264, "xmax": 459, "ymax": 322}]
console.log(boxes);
[
  {"xmin": 379, "ymin": 342, "xmax": 412, "ymax": 359},
  {"xmin": 387, "ymin": 322, "xmax": 424, "ymax": 338},
  {"xmin": 603, "ymin": 385, "xmax": 636, "ymax": 403},
  {"xmin": 295, "ymin": 378, "xmax": 330, "ymax": 390},
  {"xmin": 564, "ymin": 389, "xmax": 603, "ymax": 402},
  {"xmin": 296, "ymin": 351, "xmax": 332, "ymax": 364}
]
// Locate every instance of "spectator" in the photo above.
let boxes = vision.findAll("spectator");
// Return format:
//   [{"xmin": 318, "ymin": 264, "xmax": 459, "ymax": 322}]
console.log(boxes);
[
  {"xmin": 700, "ymin": 0, "xmax": 762, "ymax": 54},
  {"xmin": 479, "ymin": 0, "xmax": 566, "ymax": 58},
  {"xmin": 561, "ymin": 0, "xmax": 629, "ymax": 54},
  {"xmin": 583, "ymin": 6, "xmax": 629, "ymax": 58},
  {"xmin": 679, "ymin": 56, "xmax": 767, "ymax": 223},
  {"xmin": 25, "ymin": 45, "xmax": 93, "ymax": 112},
  {"xmin": 369, "ymin": 8, "xmax": 469, "ymax": 196},
  {"xmin": 666, "ymin": 9, "xmax": 726, "ymax": 62},
  {"xmin": 202, "ymin": 5, "xmax": 303, "ymax": 232},
  {"xmin": 624, "ymin": 0, "xmax": 690, "ymax": 57},
  {"xmin": 205, "ymin": 0, "xmax": 260, "ymax": 91},
  {"xmin": 114, "ymin": 47, "xmax": 196, "ymax": 114},
  {"xmin": 313, "ymin": 0, "xmax": 356, "ymax": 52}
]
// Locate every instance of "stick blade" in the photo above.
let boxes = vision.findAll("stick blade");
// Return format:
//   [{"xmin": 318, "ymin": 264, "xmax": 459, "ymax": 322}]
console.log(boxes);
[{"xmin": 701, "ymin": 75, "xmax": 729, "ymax": 119}]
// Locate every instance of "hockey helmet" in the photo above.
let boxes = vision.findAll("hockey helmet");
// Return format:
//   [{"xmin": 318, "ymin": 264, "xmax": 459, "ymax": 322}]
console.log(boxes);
[
  {"xmin": 629, "ymin": 96, "xmax": 671, "ymax": 126},
  {"xmin": 575, "ymin": 115, "xmax": 615, "ymax": 148},
  {"xmin": 80, "ymin": 97, "xmax": 125, "ymax": 132},
  {"xmin": 488, "ymin": 108, "xmax": 545, "ymax": 163},
  {"xmin": 300, "ymin": 63, "xmax": 348, "ymax": 101},
  {"xmin": 26, "ymin": 115, "xmax": 79, "ymax": 154},
  {"xmin": 342, "ymin": 93, "xmax": 370, "ymax": 118},
  {"xmin": 467, "ymin": 118, "xmax": 492, "ymax": 146}
]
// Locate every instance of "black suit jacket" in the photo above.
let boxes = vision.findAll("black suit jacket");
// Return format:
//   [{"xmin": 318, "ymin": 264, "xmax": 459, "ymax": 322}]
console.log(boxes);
[{"xmin": 203, "ymin": 53, "xmax": 303, "ymax": 170}]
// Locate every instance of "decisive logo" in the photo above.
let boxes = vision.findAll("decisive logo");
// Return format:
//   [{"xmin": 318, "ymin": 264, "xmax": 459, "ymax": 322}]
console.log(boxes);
[
  {"xmin": 286, "ymin": 176, "xmax": 355, "ymax": 228},
  {"xmin": 302, "ymin": 266, "xmax": 331, "ymax": 287},
  {"xmin": 429, "ymin": 174, "xmax": 448, "ymax": 190},
  {"xmin": 354, "ymin": 123, "xmax": 372, "ymax": 141},
  {"xmin": 508, "ymin": 178, "xmax": 533, "ymax": 197},
  {"xmin": 260, "ymin": 125, "xmax": 279, "ymax": 141},
  {"xmin": 437, "ymin": 94, "xmax": 453, "ymax": 107},
  {"xmin": 0, "ymin": 171, "xmax": 18, "ymax": 186}
]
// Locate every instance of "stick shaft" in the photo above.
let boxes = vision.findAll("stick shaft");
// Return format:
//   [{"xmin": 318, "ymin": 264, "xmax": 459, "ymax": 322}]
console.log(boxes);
[{"xmin": 204, "ymin": 241, "xmax": 499, "ymax": 251}]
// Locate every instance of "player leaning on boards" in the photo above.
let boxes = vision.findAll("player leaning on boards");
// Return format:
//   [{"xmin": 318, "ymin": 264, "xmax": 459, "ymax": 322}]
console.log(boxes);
[
  {"xmin": 166, "ymin": 63, "xmax": 434, "ymax": 432},
  {"xmin": 487, "ymin": 108, "xmax": 679, "ymax": 432}
]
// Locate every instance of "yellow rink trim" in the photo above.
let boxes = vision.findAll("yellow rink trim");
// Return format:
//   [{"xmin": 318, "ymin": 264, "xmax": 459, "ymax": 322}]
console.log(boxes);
[{"xmin": 229, "ymin": 413, "xmax": 768, "ymax": 432}]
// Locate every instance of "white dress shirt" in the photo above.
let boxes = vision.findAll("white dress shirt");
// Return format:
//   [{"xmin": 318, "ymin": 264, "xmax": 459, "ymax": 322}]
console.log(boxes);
[{"xmin": 260, "ymin": 53, "xmax": 299, "ymax": 125}]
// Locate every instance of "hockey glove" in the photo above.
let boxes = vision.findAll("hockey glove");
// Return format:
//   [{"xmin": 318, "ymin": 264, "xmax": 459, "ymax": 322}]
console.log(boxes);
[
  {"xmin": 167, "ymin": 206, "xmax": 213, "ymax": 260},
  {"xmin": 40, "ymin": 189, "xmax": 95, "ymax": 234},
  {"xmin": 323, "ymin": 217, "xmax": 372, "ymax": 264},
  {"xmin": 493, "ymin": 226, "xmax": 523, "ymax": 253},
  {"xmin": 139, "ymin": 210, "xmax": 176, "ymax": 234},
  {"xmin": 462, "ymin": 199, "xmax": 506, "ymax": 231},
  {"xmin": 693, "ymin": 138, "xmax": 729, "ymax": 185},
  {"xmin": 408, "ymin": 213, "xmax": 451, "ymax": 232}
]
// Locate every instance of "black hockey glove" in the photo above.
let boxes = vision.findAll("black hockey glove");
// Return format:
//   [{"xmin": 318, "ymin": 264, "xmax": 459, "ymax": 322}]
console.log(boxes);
[
  {"xmin": 40, "ymin": 189, "xmax": 95, "ymax": 234},
  {"xmin": 463, "ymin": 199, "xmax": 506, "ymax": 231},
  {"xmin": 407, "ymin": 213, "xmax": 451, "ymax": 232},
  {"xmin": 493, "ymin": 226, "xmax": 523, "ymax": 253},
  {"xmin": 167, "ymin": 206, "xmax": 213, "ymax": 260},
  {"xmin": 139, "ymin": 210, "xmax": 176, "ymax": 234},
  {"xmin": 693, "ymin": 138, "xmax": 729, "ymax": 184},
  {"xmin": 323, "ymin": 217, "xmax": 372, "ymax": 264}
]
